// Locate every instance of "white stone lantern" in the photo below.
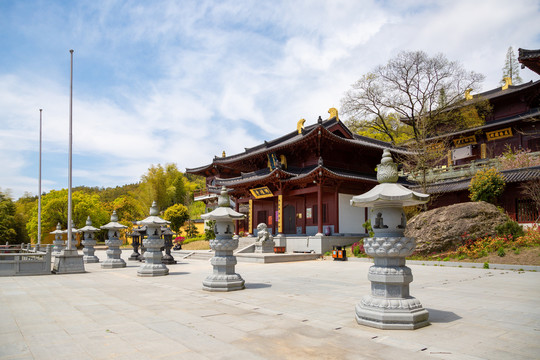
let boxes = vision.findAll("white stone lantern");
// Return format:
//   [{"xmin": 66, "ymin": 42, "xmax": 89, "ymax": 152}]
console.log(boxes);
[
  {"xmin": 79, "ymin": 216, "xmax": 100, "ymax": 263},
  {"xmin": 50, "ymin": 222, "xmax": 64, "ymax": 255},
  {"xmin": 351, "ymin": 149, "xmax": 430, "ymax": 330},
  {"xmin": 201, "ymin": 186, "xmax": 246, "ymax": 291},
  {"xmin": 101, "ymin": 211, "xmax": 127, "ymax": 268},
  {"xmin": 137, "ymin": 201, "xmax": 170, "ymax": 277}
]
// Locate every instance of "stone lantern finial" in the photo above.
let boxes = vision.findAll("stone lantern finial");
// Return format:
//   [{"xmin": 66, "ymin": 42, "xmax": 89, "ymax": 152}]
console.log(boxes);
[
  {"xmin": 376, "ymin": 149, "xmax": 398, "ymax": 184},
  {"xmin": 218, "ymin": 186, "xmax": 230, "ymax": 207},
  {"xmin": 85, "ymin": 216, "xmax": 92, "ymax": 226},
  {"xmin": 111, "ymin": 210, "xmax": 119, "ymax": 222},
  {"xmin": 150, "ymin": 201, "xmax": 159, "ymax": 216}
]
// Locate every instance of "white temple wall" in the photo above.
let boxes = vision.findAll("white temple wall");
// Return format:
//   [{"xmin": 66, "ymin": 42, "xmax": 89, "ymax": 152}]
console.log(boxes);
[{"xmin": 339, "ymin": 193, "xmax": 367, "ymax": 235}]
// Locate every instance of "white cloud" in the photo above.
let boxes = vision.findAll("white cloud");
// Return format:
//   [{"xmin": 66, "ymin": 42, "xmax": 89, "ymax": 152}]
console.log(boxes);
[{"xmin": 1, "ymin": 0, "xmax": 539, "ymax": 199}]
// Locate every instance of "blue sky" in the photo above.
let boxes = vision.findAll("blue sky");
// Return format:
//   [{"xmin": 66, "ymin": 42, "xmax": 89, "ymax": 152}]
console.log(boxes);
[{"xmin": 1, "ymin": 0, "xmax": 539, "ymax": 199}]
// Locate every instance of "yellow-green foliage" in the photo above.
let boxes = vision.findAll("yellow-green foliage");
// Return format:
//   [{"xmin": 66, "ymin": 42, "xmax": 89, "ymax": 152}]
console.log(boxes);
[{"xmin": 469, "ymin": 168, "xmax": 505, "ymax": 204}]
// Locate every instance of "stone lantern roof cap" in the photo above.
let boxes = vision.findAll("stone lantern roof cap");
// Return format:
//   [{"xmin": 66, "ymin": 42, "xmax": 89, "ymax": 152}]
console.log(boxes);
[
  {"xmin": 137, "ymin": 201, "xmax": 171, "ymax": 226},
  {"xmin": 201, "ymin": 186, "xmax": 246, "ymax": 220},
  {"xmin": 101, "ymin": 210, "xmax": 128, "ymax": 230},
  {"xmin": 79, "ymin": 216, "xmax": 100, "ymax": 232},
  {"xmin": 50, "ymin": 222, "xmax": 64, "ymax": 235},
  {"xmin": 351, "ymin": 148, "xmax": 429, "ymax": 207},
  {"xmin": 161, "ymin": 227, "xmax": 174, "ymax": 235},
  {"xmin": 351, "ymin": 182, "xmax": 429, "ymax": 207}
]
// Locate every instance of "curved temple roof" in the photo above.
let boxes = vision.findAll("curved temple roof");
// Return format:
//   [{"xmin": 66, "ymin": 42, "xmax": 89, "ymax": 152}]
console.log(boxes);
[{"xmin": 186, "ymin": 117, "xmax": 407, "ymax": 176}]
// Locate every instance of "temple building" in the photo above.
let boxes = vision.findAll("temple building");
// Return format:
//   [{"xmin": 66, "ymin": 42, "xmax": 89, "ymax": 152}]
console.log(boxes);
[
  {"xmin": 411, "ymin": 53, "xmax": 540, "ymax": 223},
  {"xmin": 187, "ymin": 109, "xmax": 408, "ymax": 243}
]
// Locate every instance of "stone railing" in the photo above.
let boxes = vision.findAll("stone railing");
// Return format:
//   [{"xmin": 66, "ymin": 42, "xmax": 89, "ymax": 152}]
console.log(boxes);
[{"xmin": 0, "ymin": 244, "xmax": 52, "ymax": 276}]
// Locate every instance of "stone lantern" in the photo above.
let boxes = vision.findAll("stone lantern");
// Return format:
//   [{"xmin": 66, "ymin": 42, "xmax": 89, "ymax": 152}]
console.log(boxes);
[
  {"xmin": 161, "ymin": 226, "xmax": 176, "ymax": 264},
  {"xmin": 351, "ymin": 149, "xmax": 430, "ymax": 330},
  {"xmin": 137, "ymin": 201, "xmax": 170, "ymax": 277},
  {"xmin": 201, "ymin": 186, "xmax": 246, "ymax": 292},
  {"xmin": 79, "ymin": 216, "xmax": 100, "ymax": 263},
  {"xmin": 79, "ymin": 216, "xmax": 99, "ymax": 264},
  {"xmin": 100, "ymin": 211, "xmax": 127, "ymax": 269},
  {"xmin": 127, "ymin": 227, "xmax": 142, "ymax": 261},
  {"xmin": 50, "ymin": 223, "xmax": 64, "ymax": 255}
]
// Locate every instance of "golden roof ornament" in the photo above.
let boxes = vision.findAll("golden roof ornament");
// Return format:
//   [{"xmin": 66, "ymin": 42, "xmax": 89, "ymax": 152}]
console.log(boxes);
[
  {"xmin": 502, "ymin": 77, "xmax": 512, "ymax": 90},
  {"xmin": 328, "ymin": 107, "xmax": 339, "ymax": 122},
  {"xmin": 297, "ymin": 118, "xmax": 306, "ymax": 134}
]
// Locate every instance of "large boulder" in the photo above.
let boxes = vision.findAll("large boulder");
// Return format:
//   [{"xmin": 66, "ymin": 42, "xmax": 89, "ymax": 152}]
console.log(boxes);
[{"xmin": 405, "ymin": 201, "xmax": 508, "ymax": 254}]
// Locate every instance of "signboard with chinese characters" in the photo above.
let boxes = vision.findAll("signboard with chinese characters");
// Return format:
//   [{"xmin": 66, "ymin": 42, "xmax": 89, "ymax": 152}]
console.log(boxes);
[
  {"xmin": 250, "ymin": 186, "xmax": 273, "ymax": 199},
  {"xmin": 453, "ymin": 135, "xmax": 476, "ymax": 147},
  {"xmin": 452, "ymin": 145, "xmax": 473, "ymax": 161},
  {"xmin": 486, "ymin": 127, "xmax": 513, "ymax": 141}
]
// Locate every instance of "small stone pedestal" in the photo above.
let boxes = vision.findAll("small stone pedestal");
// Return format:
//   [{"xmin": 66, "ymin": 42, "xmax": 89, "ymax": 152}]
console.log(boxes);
[
  {"xmin": 80, "ymin": 216, "xmax": 100, "ymax": 263},
  {"xmin": 202, "ymin": 187, "xmax": 245, "ymax": 292},
  {"xmin": 101, "ymin": 211, "xmax": 127, "ymax": 269},
  {"xmin": 351, "ymin": 149, "xmax": 430, "ymax": 330},
  {"xmin": 137, "ymin": 202, "xmax": 170, "ymax": 277},
  {"xmin": 52, "ymin": 248, "xmax": 85, "ymax": 274}
]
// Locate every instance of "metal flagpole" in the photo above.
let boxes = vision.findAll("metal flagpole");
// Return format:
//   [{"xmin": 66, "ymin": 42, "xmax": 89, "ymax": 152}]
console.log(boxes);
[
  {"xmin": 38, "ymin": 109, "xmax": 42, "ymax": 246},
  {"xmin": 67, "ymin": 49, "xmax": 74, "ymax": 251}
]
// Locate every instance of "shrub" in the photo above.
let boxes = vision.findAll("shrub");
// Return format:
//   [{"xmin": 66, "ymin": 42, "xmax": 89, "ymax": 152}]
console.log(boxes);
[
  {"xmin": 204, "ymin": 220, "xmax": 216, "ymax": 240},
  {"xmin": 469, "ymin": 168, "xmax": 506, "ymax": 204},
  {"xmin": 351, "ymin": 241, "xmax": 365, "ymax": 257},
  {"xmin": 362, "ymin": 220, "xmax": 374, "ymax": 237},
  {"xmin": 483, "ymin": 261, "xmax": 489, "ymax": 269},
  {"xmin": 495, "ymin": 219, "xmax": 524, "ymax": 238},
  {"xmin": 497, "ymin": 247, "xmax": 506, "ymax": 257}
]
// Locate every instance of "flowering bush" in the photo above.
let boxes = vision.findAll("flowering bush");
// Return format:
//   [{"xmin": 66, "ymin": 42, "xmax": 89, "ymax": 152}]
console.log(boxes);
[
  {"xmin": 351, "ymin": 241, "xmax": 365, "ymax": 257},
  {"xmin": 451, "ymin": 225, "xmax": 540, "ymax": 259},
  {"xmin": 469, "ymin": 168, "xmax": 505, "ymax": 204},
  {"xmin": 173, "ymin": 236, "xmax": 185, "ymax": 245}
]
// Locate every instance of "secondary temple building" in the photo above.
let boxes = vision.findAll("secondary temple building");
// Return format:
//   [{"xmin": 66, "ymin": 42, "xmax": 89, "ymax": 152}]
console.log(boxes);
[{"xmin": 186, "ymin": 110, "xmax": 409, "ymax": 247}]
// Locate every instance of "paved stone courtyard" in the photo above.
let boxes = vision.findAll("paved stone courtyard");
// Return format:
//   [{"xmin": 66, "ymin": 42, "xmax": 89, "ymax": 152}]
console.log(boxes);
[{"xmin": 1, "ymin": 250, "xmax": 539, "ymax": 359}]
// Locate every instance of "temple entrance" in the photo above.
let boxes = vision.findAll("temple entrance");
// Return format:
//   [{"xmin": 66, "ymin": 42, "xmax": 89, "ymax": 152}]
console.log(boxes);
[{"xmin": 283, "ymin": 205, "xmax": 296, "ymax": 234}]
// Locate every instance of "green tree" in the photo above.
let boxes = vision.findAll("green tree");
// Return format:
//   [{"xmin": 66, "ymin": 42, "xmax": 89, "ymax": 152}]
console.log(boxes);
[
  {"xmin": 341, "ymin": 50, "xmax": 486, "ymax": 194},
  {"xmin": 163, "ymin": 203, "xmax": 189, "ymax": 234},
  {"xmin": 111, "ymin": 195, "xmax": 146, "ymax": 224},
  {"xmin": 501, "ymin": 47, "xmax": 523, "ymax": 85},
  {"xmin": 26, "ymin": 189, "xmax": 109, "ymax": 242},
  {"xmin": 188, "ymin": 201, "xmax": 206, "ymax": 219},
  {"xmin": 184, "ymin": 220, "xmax": 199, "ymax": 238},
  {"xmin": 469, "ymin": 168, "xmax": 506, "ymax": 204},
  {"xmin": 0, "ymin": 190, "xmax": 28, "ymax": 244},
  {"xmin": 139, "ymin": 163, "xmax": 189, "ymax": 210}
]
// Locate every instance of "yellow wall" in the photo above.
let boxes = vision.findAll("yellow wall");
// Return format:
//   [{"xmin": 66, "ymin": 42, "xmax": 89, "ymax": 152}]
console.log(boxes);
[{"xmin": 178, "ymin": 221, "xmax": 206, "ymax": 238}]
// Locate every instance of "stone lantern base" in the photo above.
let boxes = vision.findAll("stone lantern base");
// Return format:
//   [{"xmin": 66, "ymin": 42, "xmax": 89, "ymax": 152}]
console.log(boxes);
[
  {"xmin": 355, "ymin": 296, "xmax": 429, "ymax": 330},
  {"xmin": 203, "ymin": 242, "xmax": 245, "ymax": 292}
]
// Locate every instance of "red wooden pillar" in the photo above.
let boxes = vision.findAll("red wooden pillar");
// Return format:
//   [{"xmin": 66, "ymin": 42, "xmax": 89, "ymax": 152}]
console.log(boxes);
[
  {"xmin": 317, "ymin": 182, "xmax": 323, "ymax": 235},
  {"xmin": 334, "ymin": 190, "xmax": 339, "ymax": 234}
]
